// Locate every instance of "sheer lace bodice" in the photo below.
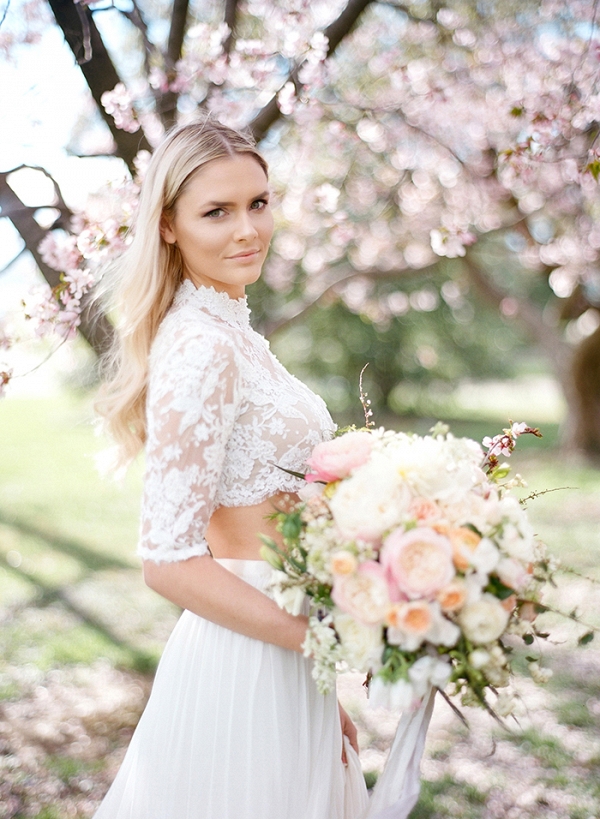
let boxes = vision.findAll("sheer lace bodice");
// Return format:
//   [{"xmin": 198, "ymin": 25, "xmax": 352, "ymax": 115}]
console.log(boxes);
[{"xmin": 138, "ymin": 279, "xmax": 336, "ymax": 564}]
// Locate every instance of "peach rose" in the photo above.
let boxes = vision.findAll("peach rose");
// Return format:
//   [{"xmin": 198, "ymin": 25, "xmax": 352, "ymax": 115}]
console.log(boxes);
[
  {"xmin": 330, "ymin": 550, "xmax": 358, "ymax": 576},
  {"xmin": 435, "ymin": 525, "xmax": 481, "ymax": 571},
  {"xmin": 387, "ymin": 601, "xmax": 433, "ymax": 635},
  {"xmin": 381, "ymin": 527, "xmax": 456, "ymax": 600},
  {"xmin": 437, "ymin": 579, "xmax": 467, "ymax": 613},
  {"xmin": 305, "ymin": 431, "xmax": 373, "ymax": 483},
  {"xmin": 332, "ymin": 561, "xmax": 390, "ymax": 625}
]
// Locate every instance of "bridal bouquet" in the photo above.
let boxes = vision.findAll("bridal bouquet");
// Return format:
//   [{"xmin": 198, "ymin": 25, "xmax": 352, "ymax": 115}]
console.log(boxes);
[{"xmin": 262, "ymin": 421, "xmax": 555, "ymax": 716}]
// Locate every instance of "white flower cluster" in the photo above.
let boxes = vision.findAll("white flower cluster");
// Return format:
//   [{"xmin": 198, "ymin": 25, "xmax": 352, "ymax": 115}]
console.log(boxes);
[{"xmin": 302, "ymin": 614, "xmax": 345, "ymax": 694}]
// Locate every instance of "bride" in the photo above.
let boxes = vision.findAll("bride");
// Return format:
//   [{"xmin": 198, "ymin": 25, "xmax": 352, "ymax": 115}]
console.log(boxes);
[{"xmin": 93, "ymin": 118, "xmax": 369, "ymax": 818}]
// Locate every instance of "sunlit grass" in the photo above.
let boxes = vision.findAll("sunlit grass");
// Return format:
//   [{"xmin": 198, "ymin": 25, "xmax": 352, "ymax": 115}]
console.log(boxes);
[{"xmin": 1, "ymin": 389, "xmax": 600, "ymax": 817}]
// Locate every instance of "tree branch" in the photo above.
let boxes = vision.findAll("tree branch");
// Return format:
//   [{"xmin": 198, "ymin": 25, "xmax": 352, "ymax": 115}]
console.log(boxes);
[
  {"xmin": 157, "ymin": 0, "xmax": 191, "ymax": 129},
  {"xmin": 46, "ymin": 0, "xmax": 151, "ymax": 173},
  {"xmin": 223, "ymin": 0, "xmax": 240, "ymax": 54},
  {"xmin": 262, "ymin": 261, "xmax": 437, "ymax": 337},
  {"xmin": 0, "ymin": 169, "xmax": 113, "ymax": 358},
  {"xmin": 249, "ymin": 0, "xmax": 376, "ymax": 142}
]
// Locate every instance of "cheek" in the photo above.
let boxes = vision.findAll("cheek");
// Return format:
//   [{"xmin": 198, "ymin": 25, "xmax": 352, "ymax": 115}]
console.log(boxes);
[{"xmin": 260, "ymin": 212, "xmax": 275, "ymax": 242}]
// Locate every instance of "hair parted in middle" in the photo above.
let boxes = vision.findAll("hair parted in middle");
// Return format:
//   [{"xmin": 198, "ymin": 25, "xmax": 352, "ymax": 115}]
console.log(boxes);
[{"xmin": 96, "ymin": 117, "xmax": 269, "ymax": 465}]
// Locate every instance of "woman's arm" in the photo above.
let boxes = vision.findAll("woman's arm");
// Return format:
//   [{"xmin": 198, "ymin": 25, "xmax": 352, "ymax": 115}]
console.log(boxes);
[{"xmin": 143, "ymin": 555, "xmax": 308, "ymax": 653}]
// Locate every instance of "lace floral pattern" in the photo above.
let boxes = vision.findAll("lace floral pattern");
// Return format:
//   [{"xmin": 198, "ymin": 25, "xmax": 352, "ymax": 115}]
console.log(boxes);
[{"xmin": 138, "ymin": 280, "xmax": 336, "ymax": 563}]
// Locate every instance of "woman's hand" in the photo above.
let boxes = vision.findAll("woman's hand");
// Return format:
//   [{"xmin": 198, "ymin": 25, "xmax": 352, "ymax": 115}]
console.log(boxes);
[{"xmin": 338, "ymin": 701, "xmax": 359, "ymax": 765}]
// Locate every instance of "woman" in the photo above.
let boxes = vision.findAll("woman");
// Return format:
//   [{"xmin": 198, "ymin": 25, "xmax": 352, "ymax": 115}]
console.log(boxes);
[{"xmin": 93, "ymin": 119, "xmax": 369, "ymax": 819}]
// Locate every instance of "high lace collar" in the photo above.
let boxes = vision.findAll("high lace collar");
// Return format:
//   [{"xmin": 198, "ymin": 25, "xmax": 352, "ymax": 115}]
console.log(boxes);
[{"xmin": 176, "ymin": 279, "xmax": 251, "ymax": 330}]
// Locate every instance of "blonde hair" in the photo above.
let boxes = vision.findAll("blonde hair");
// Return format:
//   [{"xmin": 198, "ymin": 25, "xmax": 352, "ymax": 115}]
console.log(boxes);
[{"xmin": 96, "ymin": 119, "xmax": 268, "ymax": 466}]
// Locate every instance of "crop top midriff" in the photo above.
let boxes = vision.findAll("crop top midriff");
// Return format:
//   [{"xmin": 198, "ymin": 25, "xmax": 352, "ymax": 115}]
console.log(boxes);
[{"xmin": 137, "ymin": 279, "xmax": 336, "ymax": 564}]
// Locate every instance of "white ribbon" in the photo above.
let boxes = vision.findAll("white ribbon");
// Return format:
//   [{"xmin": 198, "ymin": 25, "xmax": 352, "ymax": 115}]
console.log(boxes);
[{"xmin": 360, "ymin": 686, "xmax": 436, "ymax": 819}]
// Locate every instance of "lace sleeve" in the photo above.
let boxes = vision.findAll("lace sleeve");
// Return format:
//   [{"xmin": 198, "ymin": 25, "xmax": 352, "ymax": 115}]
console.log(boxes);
[{"xmin": 138, "ymin": 326, "xmax": 243, "ymax": 564}]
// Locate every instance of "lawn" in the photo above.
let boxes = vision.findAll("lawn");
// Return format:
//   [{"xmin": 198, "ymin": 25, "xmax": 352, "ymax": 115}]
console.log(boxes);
[{"xmin": 1, "ymin": 391, "xmax": 599, "ymax": 818}]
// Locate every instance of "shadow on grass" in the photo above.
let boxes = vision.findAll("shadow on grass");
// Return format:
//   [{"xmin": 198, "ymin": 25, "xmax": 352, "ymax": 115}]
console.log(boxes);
[
  {"xmin": 0, "ymin": 509, "xmax": 132, "ymax": 571},
  {"xmin": 0, "ymin": 509, "xmax": 157, "ymax": 675}
]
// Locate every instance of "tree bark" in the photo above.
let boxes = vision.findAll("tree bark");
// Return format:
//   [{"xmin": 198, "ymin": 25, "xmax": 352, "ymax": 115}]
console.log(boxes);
[
  {"xmin": 461, "ymin": 255, "xmax": 600, "ymax": 458},
  {"xmin": 249, "ymin": 0, "xmax": 375, "ymax": 142},
  {"xmin": 0, "ymin": 172, "xmax": 114, "ymax": 358},
  {"xmin": 159, "ymin": 0, "xmax": 191, "ymax": 129},
  {"xmin": 566, "ymin": 322, "xmax": 600, "ymax": 458},
  {"xmin": 46, "ymin": 0, "xmax": 151, "ymax": 173}
]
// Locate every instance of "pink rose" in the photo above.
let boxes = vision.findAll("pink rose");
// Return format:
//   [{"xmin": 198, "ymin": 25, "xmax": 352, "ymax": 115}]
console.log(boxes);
[
  {"xmin": 381, "ymin": 527, "xmax": 456, "ymax": 600},
  {"xmin": 305, "ymin": 431, "xmax": 373, "ymax": 483},
  {"xmin": 332, "ymin": 560, "xmax": 390, "ymax": 625},
  {"xmin": 408, "ymin": 497, "xmax": 441, "ymax": 523}
]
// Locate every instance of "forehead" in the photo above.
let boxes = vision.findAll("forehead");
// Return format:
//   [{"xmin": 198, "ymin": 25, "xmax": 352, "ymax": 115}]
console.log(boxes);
[{"xmin": 182, "ymin": 155, "xmax": 268, "ymax": 201}]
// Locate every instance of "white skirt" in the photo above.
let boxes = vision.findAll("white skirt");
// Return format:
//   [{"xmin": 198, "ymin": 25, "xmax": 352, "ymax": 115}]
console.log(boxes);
[{"xmin": 93, "ymin": 558, "xmax": 369, "ymax": 819}]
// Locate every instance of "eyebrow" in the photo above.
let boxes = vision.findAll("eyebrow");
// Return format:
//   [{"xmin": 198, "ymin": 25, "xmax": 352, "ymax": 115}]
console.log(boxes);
[{"xmin": 202, "ymin": 190, "xmax": 270, "ymax": 208}]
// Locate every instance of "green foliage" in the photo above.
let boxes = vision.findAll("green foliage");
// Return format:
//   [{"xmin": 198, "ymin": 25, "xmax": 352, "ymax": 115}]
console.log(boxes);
[{"xmin": 266, "ymin": 264, "xmax": 528, "ymax": 418}]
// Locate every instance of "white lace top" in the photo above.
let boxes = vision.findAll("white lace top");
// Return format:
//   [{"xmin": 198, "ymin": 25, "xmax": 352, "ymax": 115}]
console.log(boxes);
[{"xmin": 138, "ymin": 280, "xmax": 336, "ymax": 564}]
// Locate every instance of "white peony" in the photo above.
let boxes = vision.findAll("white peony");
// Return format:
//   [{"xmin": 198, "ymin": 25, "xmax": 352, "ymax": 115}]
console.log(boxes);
[
  {"xmin": 383, "ymin": 433, "xmax": 482, "ymax": 504},
  {"xmin": 458, "ymin": 593, "xmax": 510, "ymax": 644},
  {"xmin": 329, "ymin": 452, "xmax": 412, "ymax": 542},
  {"xmin": 334, "ymin": 613, "xmax": 383, "ymax": 672}
]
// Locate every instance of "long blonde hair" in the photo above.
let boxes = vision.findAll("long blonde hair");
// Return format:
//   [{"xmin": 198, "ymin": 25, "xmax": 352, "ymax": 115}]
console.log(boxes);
[{"xmin": 96, "ymin": 119, "xmax": 268, "ymax": 467}]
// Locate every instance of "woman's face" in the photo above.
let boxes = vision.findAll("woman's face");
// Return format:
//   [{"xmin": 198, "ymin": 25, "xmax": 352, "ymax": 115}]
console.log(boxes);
[{"xmin": 161, "ymin": 154, "xmax": 274, "ymax": 298}]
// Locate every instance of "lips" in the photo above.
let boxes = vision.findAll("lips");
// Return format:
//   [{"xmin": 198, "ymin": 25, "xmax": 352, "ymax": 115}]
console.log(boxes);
[{"xmin": 227, "ymin": 249, "xmax": 260, "ymax": 259}]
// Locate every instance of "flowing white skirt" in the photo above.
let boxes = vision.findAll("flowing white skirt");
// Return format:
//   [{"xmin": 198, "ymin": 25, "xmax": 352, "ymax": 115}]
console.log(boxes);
[{"xmin": 92, "ymin": 558, "xmax": 369, "ymax": 819}]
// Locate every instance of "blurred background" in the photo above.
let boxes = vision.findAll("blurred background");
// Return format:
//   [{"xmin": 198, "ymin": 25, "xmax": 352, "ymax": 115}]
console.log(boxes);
[{"xmin": 1, "ymin": 0, "xmax": 600, "ymax": 816}]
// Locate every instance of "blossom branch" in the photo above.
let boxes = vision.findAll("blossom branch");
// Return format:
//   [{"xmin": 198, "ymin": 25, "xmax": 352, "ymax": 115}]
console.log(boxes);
[{"xmin": 249, "ymin": 0, "xmax": 376, "ymax": 141}]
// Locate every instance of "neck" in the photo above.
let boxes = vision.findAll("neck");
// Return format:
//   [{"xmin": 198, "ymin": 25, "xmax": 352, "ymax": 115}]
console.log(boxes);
[{"xmin": 183, "ymin": 274, "xmax": 245, "ymax": 300}]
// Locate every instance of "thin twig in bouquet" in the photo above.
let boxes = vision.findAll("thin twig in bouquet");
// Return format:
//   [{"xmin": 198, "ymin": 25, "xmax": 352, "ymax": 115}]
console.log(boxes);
[{"xmin": 359, "ymin": 364, "xmax": 375, "ymax": 429}]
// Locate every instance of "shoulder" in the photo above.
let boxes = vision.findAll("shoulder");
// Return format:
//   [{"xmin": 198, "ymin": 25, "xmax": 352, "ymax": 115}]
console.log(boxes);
[{"xmin": 151, "ymin": 307, "xmax": 242, "ymax": 374}]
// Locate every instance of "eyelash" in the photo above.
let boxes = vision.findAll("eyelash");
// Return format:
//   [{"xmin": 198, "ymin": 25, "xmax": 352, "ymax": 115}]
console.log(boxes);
[{"xmin": 204, "ymin": 199, "xmax": 269, "ymax": 219}]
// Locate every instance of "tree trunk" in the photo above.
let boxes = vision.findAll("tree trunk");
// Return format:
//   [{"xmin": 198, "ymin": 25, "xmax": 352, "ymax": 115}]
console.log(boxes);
[
  {"xmin": 46, "ymin": 0, "xmax": 151, "ymax": 173},
  {"xmin": 564, "ymin": 323, "xmax": 600, "ymax": 458},
  {"xmin": 463, "ymin": 255, "xmax": 600, "ymax": 459}
]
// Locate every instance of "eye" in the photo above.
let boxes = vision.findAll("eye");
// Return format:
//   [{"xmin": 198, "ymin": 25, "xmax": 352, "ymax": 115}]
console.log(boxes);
[
  {"xmin": 250, "ymin": 198, "xmax": 269, "ymax": 211},
  {"xmin": 204, "ymin": 208, "xmax": 225, "ymax": 218}
]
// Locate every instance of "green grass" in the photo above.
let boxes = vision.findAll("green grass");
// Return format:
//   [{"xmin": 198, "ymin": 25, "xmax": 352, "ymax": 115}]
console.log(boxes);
[{"xmin": 2, "ymin": 389, "xmax": 600, "ymax": 818}]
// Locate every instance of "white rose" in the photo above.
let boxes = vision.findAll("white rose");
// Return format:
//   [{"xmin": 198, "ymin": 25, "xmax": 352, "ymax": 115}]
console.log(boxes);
[
  {"xmin": 458, "ymin": 593, "xmax": 510, "ymax": 644},
  {"xmin": 444, "ymin": 489, "xmax": 505, "ymax": 535},
  {"xmin": 470, "ymin": 537, "xmax": 500, "ymax": 575},
  {"xmin": 329, "ymin": 453, "xmax": 412, "ymax": 542},
  {"xmin": 333, "ymin": 613, "xmax": 383, "ymax": 672},
  {"xmin": 369, "ymin": 676, "xmax": 414, "ymax": 710},
  {"xmin": 272, "ymin": 584, "xmax": 306, "ymax": 616}
]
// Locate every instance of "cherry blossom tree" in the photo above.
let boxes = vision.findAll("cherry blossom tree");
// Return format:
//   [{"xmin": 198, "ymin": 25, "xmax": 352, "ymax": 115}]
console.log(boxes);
[{"xmin": 2, "ymin": 0, "xmax": 600, "ymax": 455}]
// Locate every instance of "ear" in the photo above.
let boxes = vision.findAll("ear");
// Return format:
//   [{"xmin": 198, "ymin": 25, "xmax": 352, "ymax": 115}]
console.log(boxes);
[{"xmin": 159, "ymin": 213, "xmax": 177, "ymax": 245}]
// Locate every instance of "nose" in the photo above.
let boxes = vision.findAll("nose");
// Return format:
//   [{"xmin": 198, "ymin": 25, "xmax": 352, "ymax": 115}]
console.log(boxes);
[{"xmin": 233, "ymin": 211, "xmax": 259, "ymax": 241}]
